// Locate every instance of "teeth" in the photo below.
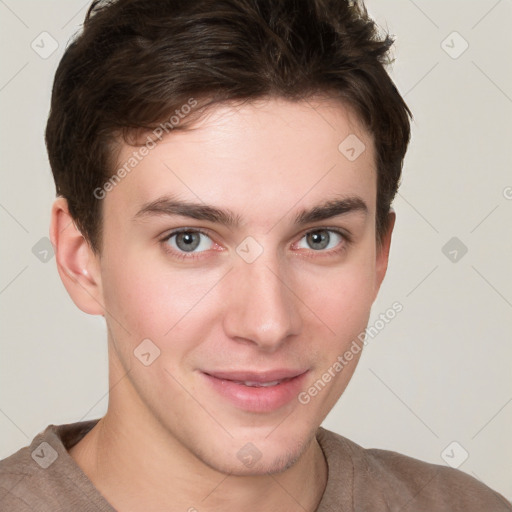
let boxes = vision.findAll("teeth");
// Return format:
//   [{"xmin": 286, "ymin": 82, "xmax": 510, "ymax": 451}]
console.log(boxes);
[{"xmin": 239, "ymin": 380, "xmax": 282, "ymax": 387}]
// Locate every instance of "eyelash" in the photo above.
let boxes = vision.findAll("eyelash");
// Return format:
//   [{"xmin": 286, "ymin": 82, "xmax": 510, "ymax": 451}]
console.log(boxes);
[
  {"xmin": 160, "ymin": 228, "xmax": 218, "ymax": 261},
  {"xmin": 160, "ymin": 227, "xmax": 352, "ymax": 261}
]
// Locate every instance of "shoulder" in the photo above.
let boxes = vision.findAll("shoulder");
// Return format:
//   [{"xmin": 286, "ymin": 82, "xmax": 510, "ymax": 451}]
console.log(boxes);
[
  {"xmin": 0, "ymin": 424, "xmax": 63, "ymax": 511},
  {"xmin": 0, "ymin": 440, "xmax": 35, "ymax": 511},
  {"xmin": 0, "ymin": 419, "xmax": 109, "ymax": 512},
  {"xmin": 317, "ymin": 427, "xmax": 512, "ymax": 511}
]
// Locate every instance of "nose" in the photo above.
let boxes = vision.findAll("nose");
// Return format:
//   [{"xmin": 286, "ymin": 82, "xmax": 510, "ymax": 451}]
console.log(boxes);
[{"xmin": 222, "ymin": 254, "xmax": 302, "ymax": 352}]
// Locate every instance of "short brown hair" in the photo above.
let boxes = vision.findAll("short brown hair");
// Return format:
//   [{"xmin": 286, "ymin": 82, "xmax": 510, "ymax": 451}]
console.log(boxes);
[{"xmin": 45, "ymin": 0, "xmax": 411, "ymax": 252}]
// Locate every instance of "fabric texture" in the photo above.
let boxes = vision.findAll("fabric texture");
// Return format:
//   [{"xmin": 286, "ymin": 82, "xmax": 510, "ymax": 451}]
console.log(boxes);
[{"xmin": 1, "ymin": 419, "xmax": 510, "ymax": 511}]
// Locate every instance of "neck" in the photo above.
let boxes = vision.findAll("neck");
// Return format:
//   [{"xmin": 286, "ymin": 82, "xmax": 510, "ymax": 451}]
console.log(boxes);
[{"xmin": 68, "ymin": 369, "xmax": 328, "ymax": 512}]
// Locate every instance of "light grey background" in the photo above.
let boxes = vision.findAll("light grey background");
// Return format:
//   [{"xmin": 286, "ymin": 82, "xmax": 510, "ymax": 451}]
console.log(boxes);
[{"xmin": 1, "ymin": 0, "xmax": 511, "ymax": 501}]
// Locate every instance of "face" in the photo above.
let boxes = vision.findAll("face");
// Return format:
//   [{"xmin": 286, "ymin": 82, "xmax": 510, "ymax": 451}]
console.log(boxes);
[{"xmin": 90, "ymin": 97, "xmax": 391, "ymax": 475}]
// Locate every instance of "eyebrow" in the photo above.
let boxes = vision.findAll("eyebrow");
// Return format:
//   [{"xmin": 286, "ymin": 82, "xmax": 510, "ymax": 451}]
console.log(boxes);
[{"xmin": 133, "ymin": 195, "xmax": 368, "ymax": 227}]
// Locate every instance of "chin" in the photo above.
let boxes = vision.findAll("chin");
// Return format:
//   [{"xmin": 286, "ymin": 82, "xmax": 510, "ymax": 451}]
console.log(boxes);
[{"xmin": 190, "ymin": 425, "xmax": 316, "ymax": 477}]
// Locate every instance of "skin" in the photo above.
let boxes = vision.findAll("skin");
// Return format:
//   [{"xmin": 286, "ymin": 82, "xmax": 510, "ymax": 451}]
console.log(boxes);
[{"xmin": 51, "ymin": 96, "xmax": 394, "ymax": 512}]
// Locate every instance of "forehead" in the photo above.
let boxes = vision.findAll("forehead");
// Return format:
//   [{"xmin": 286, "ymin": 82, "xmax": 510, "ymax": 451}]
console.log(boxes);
[{"xmin": 105, "ymin": 97, "xmax": 376, "ymax": 227}]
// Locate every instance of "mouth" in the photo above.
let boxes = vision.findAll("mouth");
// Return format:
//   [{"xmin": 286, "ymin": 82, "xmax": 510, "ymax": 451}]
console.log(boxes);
[
  {"xmin": 226, "ymin": 378, "xmax": 291, "ymax": 388},
  {"xmin": 200, "ymin": 369, "xmax": 309, "ymax": 412}
]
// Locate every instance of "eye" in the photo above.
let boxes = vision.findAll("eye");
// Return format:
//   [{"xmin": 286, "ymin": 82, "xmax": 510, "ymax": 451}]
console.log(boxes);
[
  {"xmin": 164, "ymin": 229, "xmax": 214, "ymax": 253},
  {"xmin": 296, "ymin": 229, "xmax": 345, "ymax": 251}
]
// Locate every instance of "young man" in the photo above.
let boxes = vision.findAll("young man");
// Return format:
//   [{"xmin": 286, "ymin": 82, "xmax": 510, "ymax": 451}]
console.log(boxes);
[{"xmin": 1, "ymin": 0, "xmax": 510, "ymax": 510}]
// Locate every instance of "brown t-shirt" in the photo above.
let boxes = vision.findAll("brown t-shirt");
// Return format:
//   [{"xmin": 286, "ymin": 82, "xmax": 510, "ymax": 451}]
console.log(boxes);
[{"xmin": 1, "ymin": 419, "xmax": 510, "ymax": 511}]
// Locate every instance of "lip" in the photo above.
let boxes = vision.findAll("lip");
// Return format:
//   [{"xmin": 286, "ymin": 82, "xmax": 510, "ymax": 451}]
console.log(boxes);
[{"xmin": 200, "ymin": 368, "xmax": 309, "ymax": 413}]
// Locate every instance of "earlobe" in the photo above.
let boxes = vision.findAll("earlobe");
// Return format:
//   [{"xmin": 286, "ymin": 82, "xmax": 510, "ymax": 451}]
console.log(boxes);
[
  {"xmin": 373, "ymin": 210, "xmax": 396, "ymax": 301},
  {"xmin": 50, "ymin": 197, "xmax": 104, "ymax": 315}
]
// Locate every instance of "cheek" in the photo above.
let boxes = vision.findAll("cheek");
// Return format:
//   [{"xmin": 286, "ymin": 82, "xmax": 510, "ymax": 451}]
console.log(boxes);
[
  {"xmin": 100, "ymin": 247, "xmax": 227, "ymax": 350},
  {"xmin": 296, "ymin": 262, "xmax": 375, "ymax": 414},
  {"xmin": 300, "ymin": 254, "xmax": 376, "ymax": 339},
  {"xmin": 101, "ymin": 260, "xmax": 168, "ymax": 338}
]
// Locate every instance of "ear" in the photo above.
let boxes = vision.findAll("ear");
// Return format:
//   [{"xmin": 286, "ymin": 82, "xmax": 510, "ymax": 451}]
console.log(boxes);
[
  {"xmin": 373, "ymin": 209, "xmax": 396, "ymax": 301},
  {"xmin": 50, "ymin": 197, "xmax": 104, "ymax": 315}
]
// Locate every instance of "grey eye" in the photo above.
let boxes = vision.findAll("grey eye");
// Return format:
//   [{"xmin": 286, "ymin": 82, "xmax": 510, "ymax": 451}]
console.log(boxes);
[
  {"xmin": 166, "ymin": 231, "xmax": 213, "ymax": 253},
  {"xmin": 297, "ymin": 230, "xmax": 343, "ymax": 251}
]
